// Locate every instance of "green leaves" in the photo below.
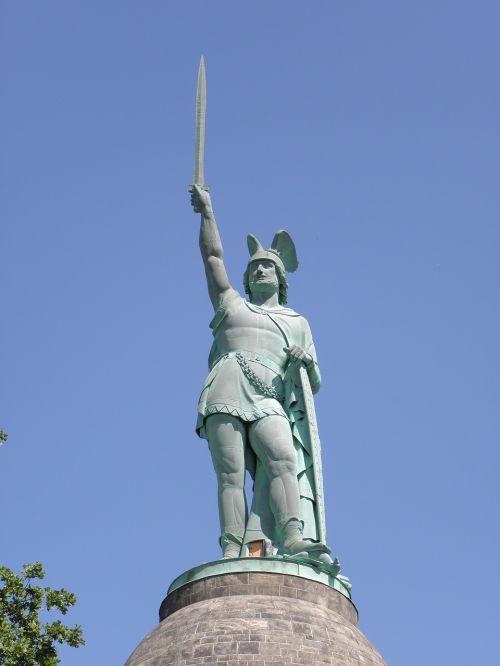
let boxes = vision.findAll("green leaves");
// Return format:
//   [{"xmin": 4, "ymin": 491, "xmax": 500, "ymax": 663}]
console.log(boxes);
[{"xmin": 0, "ymin": 563, "xmax": 84, "ymax": 665}]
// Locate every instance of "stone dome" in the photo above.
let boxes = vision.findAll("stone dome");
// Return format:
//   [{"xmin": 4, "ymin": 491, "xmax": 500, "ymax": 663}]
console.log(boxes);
[{"xmin": 125, "ymin": 571, "xmax": 386, "ymax": 665}]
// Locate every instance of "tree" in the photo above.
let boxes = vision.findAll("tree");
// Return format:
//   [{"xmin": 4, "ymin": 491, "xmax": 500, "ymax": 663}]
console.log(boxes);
[{"xmin": 0, "ymin": 562, "xmax": 84, "ymax": 665}]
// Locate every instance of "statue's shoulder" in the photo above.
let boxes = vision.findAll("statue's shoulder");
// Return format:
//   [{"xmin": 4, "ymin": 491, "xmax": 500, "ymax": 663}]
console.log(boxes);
[
  {"xmin": 221, "ymin": 288, "xmax": 243, "ymax": 306},
  {"xmin": 275, "ymin": 306, "xmax": 309, "ymax": 328},
  {"xmin": 279, "ymin": 307, "xmax": 313, "ymax": 338},
  {"xmin": 210, "ymin": 289, "xmax": 243, "ymax": 331},
  {"xmin": 277, "ymin": 305, "xmax": 301, "ymax": 317},
  {"xmin": 262, "ymin": 304, "xmax": 302, "ymax": 318},
  {"xmin": 245, "ymin": 300, "xmax": 303, "ymax": 318}
]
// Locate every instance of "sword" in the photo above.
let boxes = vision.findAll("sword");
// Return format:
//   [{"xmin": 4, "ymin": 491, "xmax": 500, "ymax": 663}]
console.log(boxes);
[
  {"xmin": 189, "ymin": 56, "xmax": 207, "ymax": 191},
  {"xmin": 299, "ymin": 365, "xmax": 327, "ymax": 544}
]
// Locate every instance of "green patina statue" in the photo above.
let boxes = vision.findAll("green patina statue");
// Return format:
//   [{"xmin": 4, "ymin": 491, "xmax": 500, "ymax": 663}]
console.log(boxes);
[{"xmin": 189, "ymin": 58, "xmax": 336, "ymax": 572}]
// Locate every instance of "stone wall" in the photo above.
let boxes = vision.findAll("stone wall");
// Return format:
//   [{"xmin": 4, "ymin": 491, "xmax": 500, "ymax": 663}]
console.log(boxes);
[{"xmin": 125, "ymin": 572, "xmax": 386, "ymax": 666}]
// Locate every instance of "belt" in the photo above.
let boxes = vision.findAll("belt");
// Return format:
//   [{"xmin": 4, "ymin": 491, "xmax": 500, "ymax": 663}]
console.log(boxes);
[{"xmin": 210, "ymin": 350, "xmax": 283, "ymax": 375}]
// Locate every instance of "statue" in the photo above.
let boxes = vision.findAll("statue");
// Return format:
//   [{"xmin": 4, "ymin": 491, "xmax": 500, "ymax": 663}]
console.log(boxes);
[{"xmin": 189, "ymin": 58, "xmax": 335, "ymax": 569}]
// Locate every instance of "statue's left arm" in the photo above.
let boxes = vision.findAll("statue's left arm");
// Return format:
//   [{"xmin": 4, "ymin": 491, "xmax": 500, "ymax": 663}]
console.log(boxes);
[
  {"xmin": 285, "ymin": 315, "xmax": 321, "ymax": 394},
  {"xmin": 288, "ymin": 344, "xmax": 321, "ymax": 394}
]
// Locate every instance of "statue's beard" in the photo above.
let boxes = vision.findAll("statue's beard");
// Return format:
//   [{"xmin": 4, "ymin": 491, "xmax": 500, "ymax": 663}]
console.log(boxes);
[{"xmin": 250, "ymin": 277, "xmax": 278, "ymax": 293}]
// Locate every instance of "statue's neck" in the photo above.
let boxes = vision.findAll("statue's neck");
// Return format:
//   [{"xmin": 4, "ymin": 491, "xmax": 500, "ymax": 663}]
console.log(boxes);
[{"xmin": 249, "ymin": 292, "xmax": 280, "ymax": 308}]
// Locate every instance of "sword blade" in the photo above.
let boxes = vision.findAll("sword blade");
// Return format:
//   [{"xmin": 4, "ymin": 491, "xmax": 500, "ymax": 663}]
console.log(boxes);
[
  {"xmin": 193, "ymin": 56, "xmax": 206, "ymax": 187},
  {"xmin": 299, "ymin": 365, "xmax": 327, "ymax": 543}
]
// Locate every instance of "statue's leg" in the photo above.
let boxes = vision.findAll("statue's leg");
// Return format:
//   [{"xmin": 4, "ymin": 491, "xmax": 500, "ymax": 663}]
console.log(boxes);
[
  {"xmin": 249, "ymin": 415, "xmax": 328, "ymax": 556},
  {"xmin": 205, "ymin": 413, "xmax": 247, "ymax": 558},
  {"xmin": 243, "ymin": 460, "xmax": 276, "ymax": 554},
  {"xmin": 248, "ymin": 415, "xmax": 300, "ymax": 525}
]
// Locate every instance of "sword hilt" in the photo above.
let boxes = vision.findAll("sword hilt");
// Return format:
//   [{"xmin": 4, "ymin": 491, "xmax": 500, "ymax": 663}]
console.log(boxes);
[{"xmin": 188, "ymin": 184, "xmax": 209, "ymax": 193}]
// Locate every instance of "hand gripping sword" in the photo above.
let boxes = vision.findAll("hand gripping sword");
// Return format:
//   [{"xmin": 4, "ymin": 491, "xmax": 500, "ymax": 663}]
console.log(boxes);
[{"xmin": 189, "ymin": 56, "xmax": 208, "ymax": 192}]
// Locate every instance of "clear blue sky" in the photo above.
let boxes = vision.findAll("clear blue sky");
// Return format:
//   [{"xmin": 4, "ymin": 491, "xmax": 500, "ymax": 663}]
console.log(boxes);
[{"xmin": 2, "ymin": 2, "xmax": 499, "ymax": 664}]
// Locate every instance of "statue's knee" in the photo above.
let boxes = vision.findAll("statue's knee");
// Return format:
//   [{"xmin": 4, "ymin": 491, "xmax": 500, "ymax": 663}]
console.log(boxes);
[
  {"xmin": 268, "ymin": 457, "xmax": 296, "ymax": 478},
  {"xmin": 220, "ymin": 470, "xmax": 245, "ymax": 490}
]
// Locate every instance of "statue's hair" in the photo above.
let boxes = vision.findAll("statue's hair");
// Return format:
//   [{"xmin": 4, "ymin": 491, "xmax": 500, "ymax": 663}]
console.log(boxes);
[{"xmin": 243, "ymin": 262, "xmax": 289, "ymax": 305}]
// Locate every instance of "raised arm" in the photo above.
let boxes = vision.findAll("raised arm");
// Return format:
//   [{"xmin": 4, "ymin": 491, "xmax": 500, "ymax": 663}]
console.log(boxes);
[{"xmin": 190, "ymin": 185, "xmax": 232, "ymax": 309}]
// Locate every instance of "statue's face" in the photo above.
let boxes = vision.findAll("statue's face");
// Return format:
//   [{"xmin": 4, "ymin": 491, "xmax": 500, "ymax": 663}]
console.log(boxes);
[{"xmin": 248, "ymin": 259, "xmax": 279, "ymax": 295}]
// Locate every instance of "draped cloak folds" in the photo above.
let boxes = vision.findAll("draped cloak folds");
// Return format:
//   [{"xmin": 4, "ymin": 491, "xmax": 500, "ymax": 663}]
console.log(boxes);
[{"xmin": 196, "ymin": 289, "xmax": 323, "ymax": 543}]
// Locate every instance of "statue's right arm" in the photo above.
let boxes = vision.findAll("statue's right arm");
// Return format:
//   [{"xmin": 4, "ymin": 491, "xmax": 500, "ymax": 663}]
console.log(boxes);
[{"xmin": 190, "ymin": 185, "xmax": 231, "ymax": 309}]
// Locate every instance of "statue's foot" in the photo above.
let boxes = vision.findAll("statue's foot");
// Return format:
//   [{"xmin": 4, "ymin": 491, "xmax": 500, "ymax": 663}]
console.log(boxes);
[
  {"xmin": 285, "ymin": 550, "xmax": 341, "ymax": 576},
  {"xmin": 220, "ymin": 533, "xmax": 242, "ymax": 559},
  {"xmin": 281, "ymin": 519, "xmax": 330, "ymax": 556},
  {"xmin": 283, "ymin": 539, "xmax": 330, "ymax": 556},
  {"xmin": 222, "ymin": 542, "xmax": 241, "ymax": 558},
  {"xmin": 316, "ymin": 552, "xmax": 334, "ymax": 565},
  {"xmin": 286, "ymin": 551, "xmax": 309, "ymax": 559},
  {"xmin": 264, "ymin": 539, "xmax": 278, "ymax": 557},
  {"xmin": 308, "ymin": 553, "xmax": 341, "ymax": 576}
]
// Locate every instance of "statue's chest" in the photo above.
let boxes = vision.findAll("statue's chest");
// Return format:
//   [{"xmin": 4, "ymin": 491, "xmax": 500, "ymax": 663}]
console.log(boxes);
[
  {"xmin": 219, "ymin": 305, "xmax": 290, "ymax": 360},
  {"xmin": 226, "ymin": 305, "xmax": 277, "ymax": 335},
  {"xmin": 227, "ymin": 303, "xmax": 277, "ymax": 331}
]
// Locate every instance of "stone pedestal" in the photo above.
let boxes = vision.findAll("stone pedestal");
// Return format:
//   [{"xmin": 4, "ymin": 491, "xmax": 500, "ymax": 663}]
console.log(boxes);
[{"xmin": 125, "ymin": 562, "xmax": 386, "ymax": 665}]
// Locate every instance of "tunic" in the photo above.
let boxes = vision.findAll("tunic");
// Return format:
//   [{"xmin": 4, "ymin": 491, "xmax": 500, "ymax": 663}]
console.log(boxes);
[{"xmin": 196, "ymin": 289, "xmax": 317, "ymax": 437}]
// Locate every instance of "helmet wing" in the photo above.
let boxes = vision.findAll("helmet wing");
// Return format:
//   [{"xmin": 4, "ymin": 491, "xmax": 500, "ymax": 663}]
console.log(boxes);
[{"xmin": 271, "ymin": 230, "xmax": 298, "ymax": 272}]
